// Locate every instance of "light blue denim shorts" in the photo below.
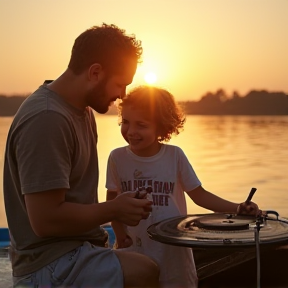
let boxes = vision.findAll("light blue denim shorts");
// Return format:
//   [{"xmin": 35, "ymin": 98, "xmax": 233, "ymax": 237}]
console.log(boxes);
[{"xmin": 13, "ymin": 241, "xmax": 123, "ymax": 288}]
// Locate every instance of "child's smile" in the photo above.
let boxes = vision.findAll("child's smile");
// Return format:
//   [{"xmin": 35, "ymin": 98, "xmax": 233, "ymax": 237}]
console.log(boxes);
[{"xmin": 121, "ymin": 106, "xmax": 160, "ymax": 157}]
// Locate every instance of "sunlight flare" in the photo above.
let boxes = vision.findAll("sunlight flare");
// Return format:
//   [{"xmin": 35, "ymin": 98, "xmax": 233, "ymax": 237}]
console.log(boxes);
[{"xmin": 144, "ymin": 72, "xmax": 157, "ymax": 85}]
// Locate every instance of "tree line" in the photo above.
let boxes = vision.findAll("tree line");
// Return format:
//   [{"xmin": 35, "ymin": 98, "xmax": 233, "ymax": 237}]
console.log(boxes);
[
  {"xmin": 181, "ymin": 89, "xmax": 288, "ymax": 115},
  {"xmin": 1, "ymin": 89, "xmax": 287, "ymax": 116}
]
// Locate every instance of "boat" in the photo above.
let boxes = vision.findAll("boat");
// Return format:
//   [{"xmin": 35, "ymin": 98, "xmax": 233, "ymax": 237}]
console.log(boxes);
[
  {"xmin": 0, "ymin": 224, "xmax": 116, "ymax": 252},
  {"xmin": 0, "ymin": 228, "xmax": 10, "ymax": 250},
  {"xmin": 1, "ymin": 212, "xmax": 288, "ymax": 288}
]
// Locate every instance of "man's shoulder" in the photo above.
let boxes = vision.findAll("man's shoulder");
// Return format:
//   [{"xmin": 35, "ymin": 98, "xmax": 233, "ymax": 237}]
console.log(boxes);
[{"xmin": 18, "ymin": 84, "xmax": 56, "ymax": 111}]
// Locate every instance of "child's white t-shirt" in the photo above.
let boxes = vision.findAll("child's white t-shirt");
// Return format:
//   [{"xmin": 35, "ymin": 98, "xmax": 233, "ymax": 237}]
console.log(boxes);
[{"xmin": 106, "ymin": 144, "xmax": 201, "ymax": 288}]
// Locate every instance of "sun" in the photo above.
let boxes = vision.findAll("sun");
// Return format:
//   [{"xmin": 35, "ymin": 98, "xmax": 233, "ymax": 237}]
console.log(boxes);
[{"xmin": 144, "ymin": 72, "xmax": 157, "ymax": 85}]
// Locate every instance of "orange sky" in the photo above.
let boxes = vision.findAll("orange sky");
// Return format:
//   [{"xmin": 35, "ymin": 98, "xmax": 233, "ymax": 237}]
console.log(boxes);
[{"xmin": 0, "ymin": 0, "xmax": 287, "ymax": 101}]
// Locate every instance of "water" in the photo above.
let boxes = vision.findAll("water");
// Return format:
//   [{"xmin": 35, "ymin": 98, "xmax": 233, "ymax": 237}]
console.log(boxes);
[{"xmin": 1, "ymin": 115, "xmax": 288, "ymax": 227}]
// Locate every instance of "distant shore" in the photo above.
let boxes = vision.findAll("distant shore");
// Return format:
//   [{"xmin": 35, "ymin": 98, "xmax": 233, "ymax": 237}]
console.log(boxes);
[{"xmin": 1, "ymin": 89, "xmax": 287, "ymax": 116}]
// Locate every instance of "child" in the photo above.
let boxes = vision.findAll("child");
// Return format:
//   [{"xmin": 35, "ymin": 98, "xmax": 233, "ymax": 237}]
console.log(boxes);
[{"xmin": 106, "ymin": 85, "xmax": 260, "ymax": 288}]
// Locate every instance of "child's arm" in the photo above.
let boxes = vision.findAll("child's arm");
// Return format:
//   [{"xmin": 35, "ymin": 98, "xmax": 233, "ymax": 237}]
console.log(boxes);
[
  {"xmin": 106, "ymin": 190, "xmax": 133, "ymax": 248},
  {"xmin": 111, "ymin": 220, "xmax": 133, "ymax": 249},
  {"xmin": 186, "ymin": 185, "xmax": 259, "ymax": 215}
]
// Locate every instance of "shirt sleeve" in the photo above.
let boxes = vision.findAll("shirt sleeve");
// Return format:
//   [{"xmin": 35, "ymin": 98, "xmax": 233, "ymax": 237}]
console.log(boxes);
[
  {"xmin": 105, "ymin": 151, "xmax": 121, "ymax": 192},
  {"xmin": 16, "ymin": 111, "xmax": 74, "ymax": 194},
  {"xmin": 177, "ymin": 147, "xmax": 201, "ymax": 191}
]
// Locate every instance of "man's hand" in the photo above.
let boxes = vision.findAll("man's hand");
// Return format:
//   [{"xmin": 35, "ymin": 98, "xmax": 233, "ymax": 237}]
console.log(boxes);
[{"xmin": 112, "ymin": 191, "xmax": 152, "ymax": 226}]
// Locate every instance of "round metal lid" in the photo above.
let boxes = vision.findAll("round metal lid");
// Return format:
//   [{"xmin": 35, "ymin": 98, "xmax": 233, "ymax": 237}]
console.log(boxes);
[{"xmin": 147, "ymin": 213, "xmax": 288, "ymax": 248}]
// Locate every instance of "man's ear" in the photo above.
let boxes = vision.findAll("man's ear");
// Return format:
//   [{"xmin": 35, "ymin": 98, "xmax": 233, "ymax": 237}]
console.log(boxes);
[{"xmin": 88, "ymin": 63, "xmax": 103, "ymax": 82}]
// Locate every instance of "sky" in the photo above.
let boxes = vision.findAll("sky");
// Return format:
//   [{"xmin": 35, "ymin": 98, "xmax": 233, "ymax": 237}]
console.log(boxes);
[{"xmin": 0, "ymin": 0, "xmax": 287, "ymax": 101}]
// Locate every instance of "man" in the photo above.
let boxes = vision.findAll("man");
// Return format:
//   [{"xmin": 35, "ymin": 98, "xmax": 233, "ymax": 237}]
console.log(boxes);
[{"xmin": 4, "ymin": 23, "xmax": 160, "ymax": 288}]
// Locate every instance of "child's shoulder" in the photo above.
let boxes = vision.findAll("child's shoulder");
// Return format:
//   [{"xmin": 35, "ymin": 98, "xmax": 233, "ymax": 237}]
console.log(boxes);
[
  {"xmin": 109, "ymin": 145, "xmax": 129, "ymax": 155},
  {"xmin": 163, "ymin": 144, "xmax": 186, "ymax": 156},
  {"xmin": 164, "ymin": 144, "xmax": 184, "ymax": 152}
]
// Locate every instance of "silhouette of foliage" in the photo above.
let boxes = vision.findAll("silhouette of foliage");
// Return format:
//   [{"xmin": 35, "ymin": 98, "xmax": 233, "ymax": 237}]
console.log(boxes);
[
  {"xmin": 182, "ymin": 89, "xmax": 288, "ymax": 115},
  {"xmin": 0, "ymin": 90, "xmax": 287, "ymax": 116},
  {"xmin": 0, "ymin": 95, "xmax": 28, "ymax": 116}
]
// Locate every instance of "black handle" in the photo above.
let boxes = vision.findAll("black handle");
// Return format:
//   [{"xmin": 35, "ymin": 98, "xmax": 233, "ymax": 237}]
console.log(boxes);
[{"xmin": 245, "ymin": 187, "xmax": 257, "ymax": 203}]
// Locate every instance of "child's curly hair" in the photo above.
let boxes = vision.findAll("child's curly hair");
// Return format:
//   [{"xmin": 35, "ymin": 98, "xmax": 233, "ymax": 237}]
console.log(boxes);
[{"xmin": 118, "ymin": 85, "xmax": 186, "ymax": 142}]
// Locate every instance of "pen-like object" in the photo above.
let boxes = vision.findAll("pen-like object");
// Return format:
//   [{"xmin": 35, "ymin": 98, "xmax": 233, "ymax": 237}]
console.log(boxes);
[{"xmin": 245, "ymin": 187, "xmax": 257, "ymax": 203}]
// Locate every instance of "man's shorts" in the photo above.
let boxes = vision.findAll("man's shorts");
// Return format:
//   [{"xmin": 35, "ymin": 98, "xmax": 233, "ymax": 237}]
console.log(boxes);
[{"xmin": 13, "ymin": 241, "xmax": 123, "ymax": 288}]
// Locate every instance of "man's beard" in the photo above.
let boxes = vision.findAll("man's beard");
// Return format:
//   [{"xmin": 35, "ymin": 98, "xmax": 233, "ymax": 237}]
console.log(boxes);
[{"xmin": 87, "ymin": 76, "xmax": 113, "ymax": 114}]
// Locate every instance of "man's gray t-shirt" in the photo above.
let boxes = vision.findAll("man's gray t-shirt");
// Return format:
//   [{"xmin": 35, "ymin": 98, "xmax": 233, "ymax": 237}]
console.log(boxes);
[{"xmin": 4, "ymin": 84, "xmax": 106, "ymax": 276}]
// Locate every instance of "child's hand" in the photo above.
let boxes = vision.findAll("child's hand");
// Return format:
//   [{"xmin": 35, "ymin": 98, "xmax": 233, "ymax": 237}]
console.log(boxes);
[
  {"xmin": 114, "ymin": 234, "xmax": 133, "ymax": 249},
  {"xmin": 237, "ymin": 201, "xmax": 261, "ymax": 216}
]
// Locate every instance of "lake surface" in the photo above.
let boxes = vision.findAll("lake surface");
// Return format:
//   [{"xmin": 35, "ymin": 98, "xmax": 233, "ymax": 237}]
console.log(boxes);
[{"xmin": 1, "ymin": 115, "xmax": 288, "ymax": 227}]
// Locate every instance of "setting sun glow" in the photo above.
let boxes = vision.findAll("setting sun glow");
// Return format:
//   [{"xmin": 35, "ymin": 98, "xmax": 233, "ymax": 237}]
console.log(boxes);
[
  {"xmin": 144, "ymin": 72, "xmax": 157, "ymax": 85},
  {"xmin": 0, "ymin": 1, "xmax": 287, "ymax": 100}
]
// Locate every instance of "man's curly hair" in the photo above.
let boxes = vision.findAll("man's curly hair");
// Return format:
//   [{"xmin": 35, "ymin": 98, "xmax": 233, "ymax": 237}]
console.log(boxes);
[
  {"xmin": 118, "ymin": 86, "xmax": 186, "ymax": 142},
  {"xmin": 68, "ymin": 23, "xmax": 143, "ymax": 75}
]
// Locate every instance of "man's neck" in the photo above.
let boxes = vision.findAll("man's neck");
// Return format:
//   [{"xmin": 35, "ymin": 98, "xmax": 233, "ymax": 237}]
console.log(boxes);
[{"xmin": 47, "ymin": 69, "xmax": 87, "ymax": 111}]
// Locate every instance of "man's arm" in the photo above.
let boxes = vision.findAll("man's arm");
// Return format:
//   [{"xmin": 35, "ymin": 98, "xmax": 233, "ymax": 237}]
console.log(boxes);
[{"xmin": 25, "ymin": 188, "xmax": 152, "ymax": 237}]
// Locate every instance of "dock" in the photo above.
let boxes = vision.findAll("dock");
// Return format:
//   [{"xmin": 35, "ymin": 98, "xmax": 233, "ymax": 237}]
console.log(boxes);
[{"xmin": 0, "ymin": 248, "xmax": 12, "ymax": 288}]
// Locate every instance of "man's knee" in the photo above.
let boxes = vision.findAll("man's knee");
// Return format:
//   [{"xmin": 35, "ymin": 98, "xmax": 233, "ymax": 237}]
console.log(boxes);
[
  {"xmin": 135, "ymin": 253, "xmax": 159, "ymax": 280},
  {"xmin": 115, "ymin": 250, "xmax": 160, "ymax": 287}
]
